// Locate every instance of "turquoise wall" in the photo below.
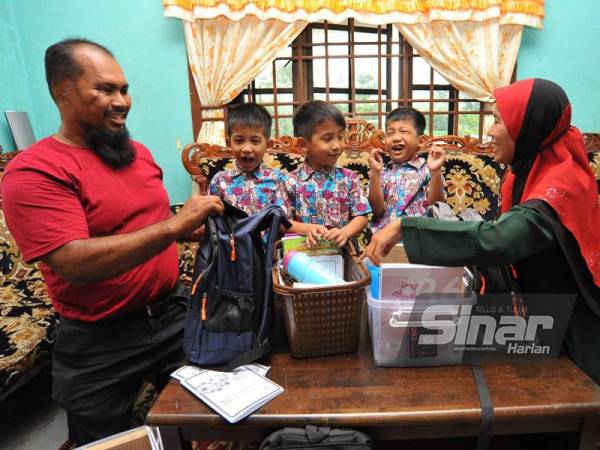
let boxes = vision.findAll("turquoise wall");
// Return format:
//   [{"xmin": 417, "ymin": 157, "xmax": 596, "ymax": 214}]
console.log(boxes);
[
  {"xmin": 518, "ymin": 0, "xmax": 600, "ymax": 132},
  {"xmin": 5, "ymin": 0, "xmax": 193, "ymax": 203},
  {"xmin": 1, "ymin": 0, "xmax": 598, "ymax": 202},
  {"xmin": 0, "ymin": 1, "xmax": 34, "ymax": 153}
]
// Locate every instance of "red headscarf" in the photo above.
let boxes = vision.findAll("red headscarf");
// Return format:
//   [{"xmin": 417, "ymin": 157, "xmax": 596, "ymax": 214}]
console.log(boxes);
[{"xmin": 496, "ymin": 78, "xmax": 600, "ymax": 287}]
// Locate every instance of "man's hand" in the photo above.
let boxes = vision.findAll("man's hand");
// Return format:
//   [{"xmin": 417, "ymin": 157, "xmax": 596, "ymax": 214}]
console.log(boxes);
[
  {"xmin": 368, "ymin": 148, "xmax": 385, "ymax": 175},
  {"xmin": 172, "ymin": 194, "xmax": 224, "ymax": 239},
  {"xmin": 303, "ymin": 223, "xmax": 329, "ymax": 248},
  {"xmin": 182, "ymin": 225, "xmax": 205, "ymax": 242},
  {"xmin": 427, "ymin": 145, "xmax": 446, "ymax": 173},
  {"xmin": 324, "ymin": 227, "xmax": 351, "ymax": 247},
  {"xmin": 41, "ymin": 194, "xmax": 223, "ymax": 286},
  {"xmin": 359, "ymin": 219, "xmax": 402, "ymax": 266}
]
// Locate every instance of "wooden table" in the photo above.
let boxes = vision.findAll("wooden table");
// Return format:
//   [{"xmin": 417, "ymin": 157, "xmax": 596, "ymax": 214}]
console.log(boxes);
[{"xmin": 147, "ymin": 348, "xmax": 600, "ymax": 449}]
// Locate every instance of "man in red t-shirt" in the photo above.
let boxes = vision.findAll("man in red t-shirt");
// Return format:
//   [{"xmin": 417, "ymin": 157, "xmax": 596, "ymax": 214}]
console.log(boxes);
[{"xmin": 1, "ymin": 38, "xmax": 223, "ymax": 446}]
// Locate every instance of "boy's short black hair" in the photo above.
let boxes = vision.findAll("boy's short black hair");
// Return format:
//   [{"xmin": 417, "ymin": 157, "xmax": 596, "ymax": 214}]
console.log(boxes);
[
  {"xmin": 226, "ymin": 103, "xmax": 272, "ymax": 139},
  {"xmin": 293, "ymin": 100, "xmax": 346, "ymax": 140},
  {"xmin": 385, "ymin": 107, "xmax": 426, "ymax": 135}
]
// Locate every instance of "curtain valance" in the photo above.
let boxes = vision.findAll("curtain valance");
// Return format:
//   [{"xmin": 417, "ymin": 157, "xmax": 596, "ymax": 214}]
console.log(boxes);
[{"xmin": 163, "ymin": 0, "xmax": 544, "ymax": 28}]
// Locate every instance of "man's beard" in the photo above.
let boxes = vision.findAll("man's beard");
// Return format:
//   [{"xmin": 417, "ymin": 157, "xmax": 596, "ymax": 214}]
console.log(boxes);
[{"xmin": 84, "ymin": 124, "xmax": 136, "ymax": 169}]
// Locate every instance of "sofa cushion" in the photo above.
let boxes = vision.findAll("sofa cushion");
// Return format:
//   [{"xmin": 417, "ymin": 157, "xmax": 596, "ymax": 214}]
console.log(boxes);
[
  {"xmin": 170, "ymin": 205, "xmax": 200, "ymax": 286},
  {"xmin": 0, "ymin": 210, "xmax": 57, "ymax": 401},
  {"xmin": 589, "ymin": 150, "xmax": 600, "ymax": 189}
]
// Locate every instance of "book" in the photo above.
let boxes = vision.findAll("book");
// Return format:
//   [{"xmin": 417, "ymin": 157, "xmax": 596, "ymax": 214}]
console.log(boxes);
[
  {"xmin": 379, "ymin": 263, "xmax": 466, "ymax": 301},
  {"xmin": 308, "ymin": 253, "xmax": 344, "ymax": 279},
  {"xmin": 281, "ymin": 234, "xmax": 340, "ymax": 256},
  {"xmin": 293, "ymin": 280, "xmax": 351, "ymax": 288},
  {"xmin": 180, "ymin": 365, "xmax": 283, "ymax": 423},
  {"xmin": 170, "ymin": 364, "xmax": 205, "ymax": 382},
  {"xmin": 171, "ymin": 363, "xmax": 270, "ymax": 381},
  {"xmin": 281, "ymin": 234, "xmax": 308, "ymax": 255}
]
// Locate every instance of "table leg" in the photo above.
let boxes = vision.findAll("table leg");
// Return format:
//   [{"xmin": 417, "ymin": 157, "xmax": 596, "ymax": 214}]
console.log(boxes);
[
  {"xmin": 578, "ymin": 416, "xmax": 600, "ymax": 450},
  {"xmin": 159, "ymin": 426, "xmax": 184, "ymax": 450}
]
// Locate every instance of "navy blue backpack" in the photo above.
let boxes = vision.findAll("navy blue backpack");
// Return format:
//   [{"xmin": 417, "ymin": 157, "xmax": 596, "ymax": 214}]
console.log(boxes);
[{"xmin": 183, "ymin": 202, "xmax": 289, "ymax": 368}]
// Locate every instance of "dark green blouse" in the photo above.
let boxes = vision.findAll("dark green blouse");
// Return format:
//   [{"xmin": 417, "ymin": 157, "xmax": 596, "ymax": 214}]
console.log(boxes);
[
  {"xmin": 401, "ymin": 205, "xmax": 600, "ymax": 385},
  {"xmin": 401, "ymin": 205, "xmax": 556, "ymax": 267}
]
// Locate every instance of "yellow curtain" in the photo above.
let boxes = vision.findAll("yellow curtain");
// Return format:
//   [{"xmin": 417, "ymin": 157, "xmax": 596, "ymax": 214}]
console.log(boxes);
[
  {"xmin": 163, "ymin": 0, "xmax": 544, "ymax": 27},
  {"xmin": 396, "ymin": 19, "xmax": 522, "ymax": 102}
]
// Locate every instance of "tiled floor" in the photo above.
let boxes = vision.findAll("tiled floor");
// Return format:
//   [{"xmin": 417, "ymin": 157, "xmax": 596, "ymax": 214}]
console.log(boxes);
[{"xmin": 0, "ymin": 368, "xmax": 67, "ymax": 450}]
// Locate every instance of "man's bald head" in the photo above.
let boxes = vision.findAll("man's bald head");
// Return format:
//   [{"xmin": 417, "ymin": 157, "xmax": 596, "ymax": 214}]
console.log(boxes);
[{"xmin": 45, "ymin": 38, "xmax": 114, "ymax": 102}]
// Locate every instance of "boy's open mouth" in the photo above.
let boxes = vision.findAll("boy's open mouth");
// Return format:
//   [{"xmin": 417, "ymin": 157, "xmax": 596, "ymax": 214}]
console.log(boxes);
[
  {"xmin": 238, "ymin": 155, "xmax": 257, "ymax": 169},
  {"xmin": 390, "ymin": 144, "xmax": 405, "ymax": 155}
]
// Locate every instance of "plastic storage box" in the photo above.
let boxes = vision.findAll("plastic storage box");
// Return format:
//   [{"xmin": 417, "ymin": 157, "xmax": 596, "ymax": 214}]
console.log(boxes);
[{"xmin": 367, "ymin": 267, "xmax": 476, "ymax": 367}]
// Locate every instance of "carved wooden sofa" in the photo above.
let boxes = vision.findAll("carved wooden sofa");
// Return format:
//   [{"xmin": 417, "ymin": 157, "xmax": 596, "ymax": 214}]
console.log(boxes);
[{"xmin": 182, "ymin": 119, "xmax": 600, "ymax": 223}]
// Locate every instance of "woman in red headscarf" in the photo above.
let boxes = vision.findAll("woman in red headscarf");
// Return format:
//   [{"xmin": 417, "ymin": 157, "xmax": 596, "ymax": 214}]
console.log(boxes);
[{"xmin": 362, "ymin": 78, "xmax": 600, "ymax": 383}]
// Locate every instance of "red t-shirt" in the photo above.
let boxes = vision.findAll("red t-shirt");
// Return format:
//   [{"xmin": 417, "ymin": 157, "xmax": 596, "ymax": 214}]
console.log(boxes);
[{"xmin": 1, "ymin": 136, "xmax": 179, "ymax": 321}]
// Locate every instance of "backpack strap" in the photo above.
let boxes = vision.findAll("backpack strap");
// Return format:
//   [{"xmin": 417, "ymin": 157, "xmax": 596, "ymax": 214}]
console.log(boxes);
[
  {"xmin": 258, "ymin": 205, "xmax": 289, "ymax": 340},
  {"xmin": 208, "ymin": 215, "xmax": 220, "ymax": 251},
  {"xmin": 190, "ymin": 216, "xmax": 219, "ymax": 297},
  {"xmin": 224, "ymin": 206, "xmax": 288, "ymax": 370}
]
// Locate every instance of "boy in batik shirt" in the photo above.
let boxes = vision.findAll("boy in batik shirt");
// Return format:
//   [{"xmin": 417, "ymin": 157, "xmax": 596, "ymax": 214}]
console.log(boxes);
[
  {"xmin": 286, "ymin": 101, "xmax": 371, "ymax": 247},
  {"xmin": 209, "ymin": 103, "xmax": 290, "ymax": 216},
  {"xmin": 368, "ymin": 107, "xmax": 446, "ymax": 232}
]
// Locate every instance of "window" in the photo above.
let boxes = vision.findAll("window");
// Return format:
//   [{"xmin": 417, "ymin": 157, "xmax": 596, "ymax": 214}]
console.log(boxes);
[{"xmin": 190, "ymin": 20, "xmax": 493, "ymax": 140}]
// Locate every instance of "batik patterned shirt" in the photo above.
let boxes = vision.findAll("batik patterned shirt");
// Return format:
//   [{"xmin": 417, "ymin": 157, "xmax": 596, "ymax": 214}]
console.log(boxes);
[
  {"xmin": 370, "ymin": 157, "xmax": 432, "ymax": 231},
  {"xmin": 286, "ymin": 160, "xmax": 371, "ymax": 228},
  {"xmin": 209, "ymin": 162, "xmax": 291, "ymax": 216}
]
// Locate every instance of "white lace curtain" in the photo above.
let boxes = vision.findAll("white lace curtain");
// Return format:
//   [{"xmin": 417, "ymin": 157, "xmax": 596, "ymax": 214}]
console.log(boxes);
[
  {"xmin": 183, "ymin": 16, "xmax": 306, "ymax": 145},
  {"xmin": 396, "ymin": 19, "xmax": 523, "ymax": 103}
]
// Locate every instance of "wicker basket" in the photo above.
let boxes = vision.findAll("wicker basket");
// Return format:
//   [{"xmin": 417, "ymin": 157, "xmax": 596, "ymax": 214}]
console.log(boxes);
[{"xmin": 272, "ymin": 242, "xmax": 371, "ymax": 358}]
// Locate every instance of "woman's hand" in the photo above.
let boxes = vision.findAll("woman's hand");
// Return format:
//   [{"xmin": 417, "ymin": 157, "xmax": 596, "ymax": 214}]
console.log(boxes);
[{"xmin": 359, "ymin": 219, "xmax": 402, "ymax": 265}]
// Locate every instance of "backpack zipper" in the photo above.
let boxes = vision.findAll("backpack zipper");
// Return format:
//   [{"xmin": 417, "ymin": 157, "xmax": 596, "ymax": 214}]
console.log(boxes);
[
  {"xmin": 201, "ymin": 292, "xmax": 208, "ymax": 321},
  {"xmin": 191, "ymin": 268, "xmax": 209, "ymax": 321},
  {"xmin": 191, "ymin": 267, "xmax": 208, "ymax": 296},
  {"xmin": 229, "ymin": 233, "xmax": 237, "ymax": 261}
]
